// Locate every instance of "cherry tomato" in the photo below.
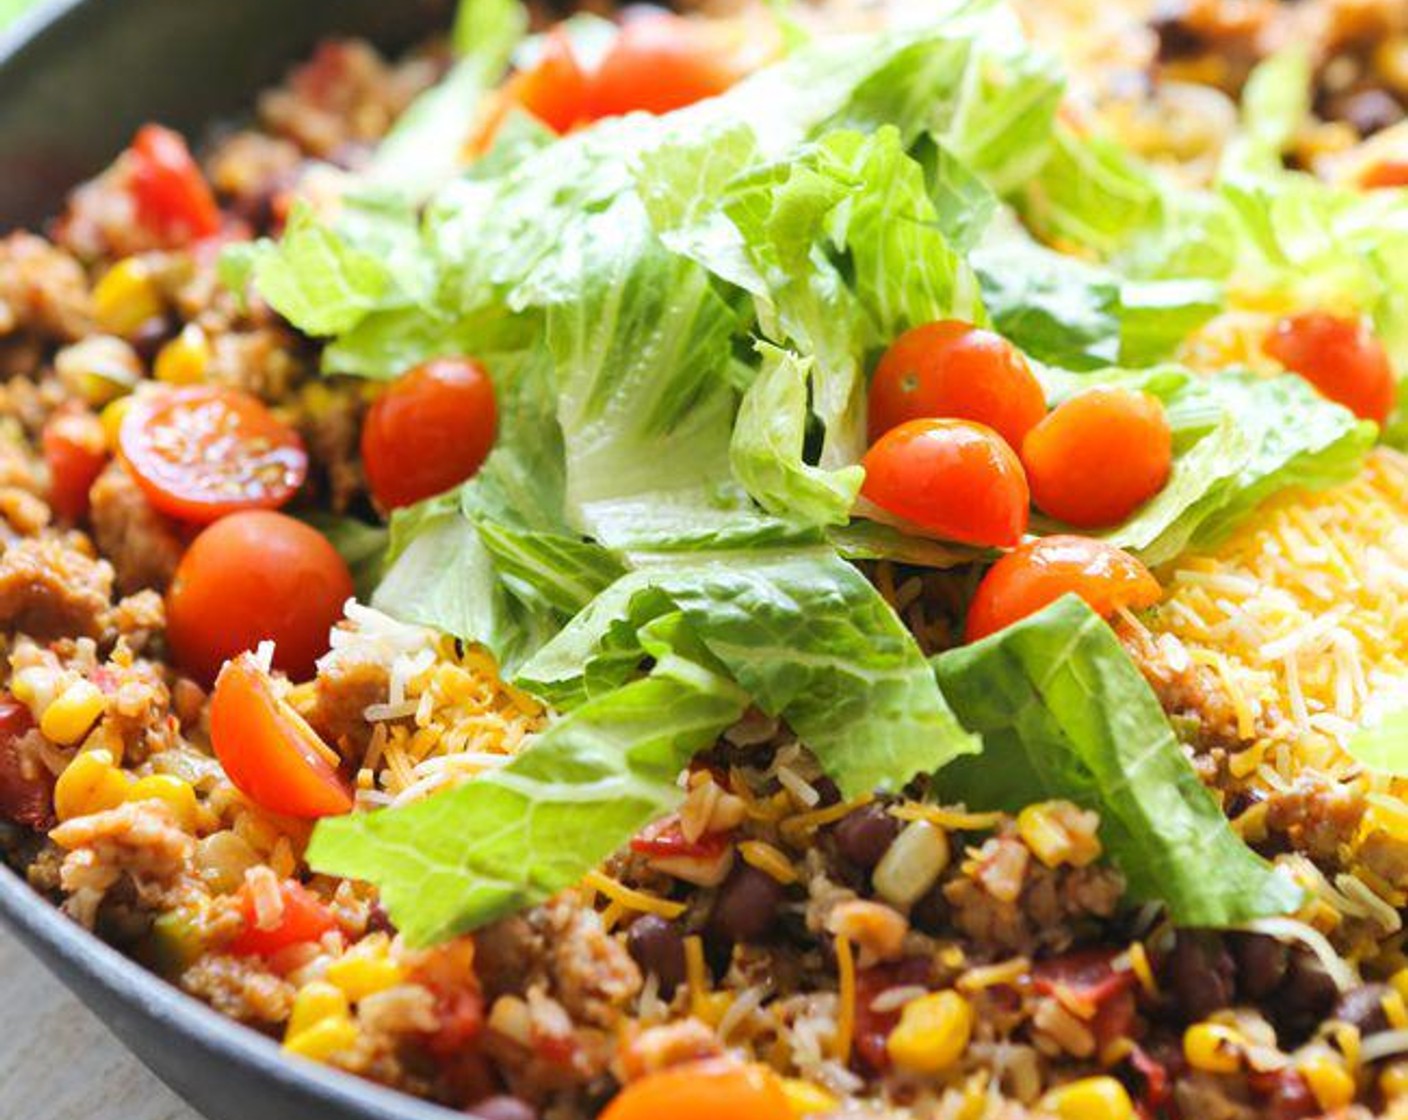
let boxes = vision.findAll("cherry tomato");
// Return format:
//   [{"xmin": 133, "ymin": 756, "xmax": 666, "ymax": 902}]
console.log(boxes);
[
  {"xmin": 588, "ymin": 13, "xmax": 753, "ymax": 118},
  {"xmin": 512, "ymin": 27, "xmax": 592, "ymax": 134},
  {"xmin": 1021, "ymin": 387, "xmax": 1172, "ymax": 529},
  {"xmin": 964, "ymin": 535, "xmax": 1161, "ymax": 642},
  {"xmin": 210, "ymin": 653, "xmax": 353, "ymax": 819},
  {"xmin": 1361, "ymin": 160, "xmax": 1408, "ymax": 190},
  {"xmin": 118, "ymin": 385, "xmax": 308, "ymax": 523},
  {"xmin": 228, "ymin": 878, "xmax": 339, "ymax": 957},
  {"xmin": 0, "ymin": 695, "xmax": 52, "ymax": 831},
  {"xmin": 42, "ymin": 410, "xmax": 108, "ymax": 522},
  {"xmin": 167, "ymin": 510, "xmax": 353, "ymax": 685},
  {"xmin": 1263, "ymin": 310, "xmax": 1396, "ymax": 425},
  {"xmin": 860, "ymin": 418, "xmax": 1030, "ymax": 548},
  {"xmin": 361, "ymin": 357, "xmax": 497, "ymax": 511},
  {"xmin": 868, "ymin": 321, "xmax": 1047, "ymax": 448},
  {"xmin": 127, "ymin": 124, "xmax": 221, "ymax": 247},
  {"xmin": 601, "ymin": 1061, "xmax": 792, "ymax": 1120}
]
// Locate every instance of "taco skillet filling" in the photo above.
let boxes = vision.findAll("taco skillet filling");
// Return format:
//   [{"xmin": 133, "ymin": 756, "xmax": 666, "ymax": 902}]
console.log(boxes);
[{"xmin": 1, "ymin": 0, "xmax": 1408, "ymax": 1117}]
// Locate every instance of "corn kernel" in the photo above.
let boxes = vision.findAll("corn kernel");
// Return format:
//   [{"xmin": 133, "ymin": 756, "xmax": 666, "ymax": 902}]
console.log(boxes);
[
  {"xmin": 154, "ymin": 323, "xmax": 211, "ymax": 385},
  {"xmin": 1381, "ymin": 1063, "xmax": 1408, "ymax": 1100},
  {"xmin": 93, "ymin": 258, "xmax": 163, "ymax": 338},
  {"xmin": 288, "ymin": 981, "xmax": 351, "ymax": 1039},
  {"xmin": 127, "ymin": 774, "xmax": 199, "ymax": 831},
  {"xmin": 100, "ymin": 396, "xmax": 134, "ymax": 452},
  {"xmin": 1300, "ymin": 1055, "xmax": 1355, "ymax": 1112},
  {"xmin": 54, "ymin": 749, "xmax": 132, "ymax": 822},
  {"xmin": 282, "ymin": 1016, "xmax": 359, "ymax": 1063},
  {"xmin": 325, "ymin": 955, "xmax": 405, "ymax": 1003},
  {"xmin": 873, "ymin": 819, "xmax": 948, "ymax": 908},
  {"xmin": 886, "ymin": 990, "xmax": 973, "ymax": 1075},
  {"xmin": 1040, "ymin": 1077, "xmax": 1135, "ymax": 1120},
  {"xmin": 1017, "ymin": 801, "xmax": 1100, "ymax": 868},
  {"xmin": 1184, "ymin": 1022, "xmax": 1243, "ymax": 1074},
  {"xmin": 1390, "ymin": 967, "xmax": 1408, "ymax": 1007},
  {"xmin": 41, "ymin": 680, "xmax": 107, "ymax": 746},
  {"xmin": 779, "ymin": 1078, "xmax": 837, "ymax": 1117},
  {"xmin": 54, "ymin": 335, "xmax": 142, "ymax": 407}
]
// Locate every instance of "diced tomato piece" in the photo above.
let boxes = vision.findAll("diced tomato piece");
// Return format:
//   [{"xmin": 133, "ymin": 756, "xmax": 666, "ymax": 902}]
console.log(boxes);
[
  {"xmin": 228, "ymin": 878, "xmax": 338, "ymax": 957},
  {"xmin": 42, "ymin": 410, "xmax": 109, "ymax": 523},
  {"xmin": 510, "ymin": 28, "xmax": 592, "ymax": 135},
  {"xmin": 127, "ymin": 124, "xmax": 222, "ymax": 247},
  {"xmin": 209, "ymin": 654, "xmax": 353, "ymax": 820},
  {"xmin": 425, "ymin": 986, "xmax": 486, "ymax": 1061},
  {"xmin": 1361, "ymin": 160, "xmax": 1408, "ymax": 190},
  {"xmin": 117, "ymin": 385, "xmax": 307, "ymax": 524},
  {"xmin": 630, "ymin": 817, "xmax": 733, "ymax": 860},
  {"xmin": 0, "ymin": 696, "xmax": 52, "ymax": 831}
]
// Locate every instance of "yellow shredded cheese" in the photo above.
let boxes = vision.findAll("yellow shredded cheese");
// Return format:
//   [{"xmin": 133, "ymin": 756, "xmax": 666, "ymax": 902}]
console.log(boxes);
[
  {"xmin": 834, "ymin": 934, "xmax": 856, "ymax": 1063},
  {"xmin": 891, "ymin": 802, "xmax": 1005, "ymax": 831},
  {"xmin": 739, "ymin": 841, "xmax": 799, "ymax": 885},
  {"xmin": 582, "ymin": 871, "xmax": 687, "ymax": 920}
]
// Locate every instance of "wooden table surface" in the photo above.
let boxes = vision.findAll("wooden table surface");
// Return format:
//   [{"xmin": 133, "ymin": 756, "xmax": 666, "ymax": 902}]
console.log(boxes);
[{"xmin": 0, "ymin": 932, "xmax": 203, "ymax": 1120}]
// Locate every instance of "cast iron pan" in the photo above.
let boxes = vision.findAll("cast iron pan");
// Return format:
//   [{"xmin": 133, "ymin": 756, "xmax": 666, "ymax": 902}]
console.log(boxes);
[{"xmin": 0, "ymin": 1, "xmax": 471, "ymax": 1117}]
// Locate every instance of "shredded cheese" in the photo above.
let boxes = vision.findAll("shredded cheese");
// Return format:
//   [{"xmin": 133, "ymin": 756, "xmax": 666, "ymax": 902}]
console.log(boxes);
[
  {"xmin": 582, "ymin": 871, "xmax": 687, "ymax": 920},
  {"xmin": 834, "ymin": 935, "xmax": 856, "ymax": 1063}
]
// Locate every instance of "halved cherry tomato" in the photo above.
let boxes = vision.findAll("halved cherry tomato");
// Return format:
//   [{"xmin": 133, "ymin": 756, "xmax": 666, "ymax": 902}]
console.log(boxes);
[
  {"xmin": 964, "ymin": 535, "xmax": 1161, "ymax": 642},
  {"xmin": 118, "ymin": 385, "xmax": 308, "ymax": 523},
  {"xmin": 228, "ymin": 878, "xmax": 339, "ymax": 957},
  {"xmin": 0, "ymin": 695, "xmax": 52, "ymax": 831},
  {"xmin": 1361, "ymin": 160, "xmax": 1408, "ymax": 190},
  {"xmin": 1021, "ymin": 387, "xmax": 1172, "ymax": 528},
  {"xmin": 127, "ymin": 124, "xmax": 221, "ymax": 247},
  {"xmin": 1263, "ymin": 310, "xmax": 1396, "ymax": 425},
  {"xmin": 868, "ymin": 321, "xmax": 1047, "ymax": 448},
  {"xmin": 601, "ymin": 1060, "xmax": 792, "ymax": 1120},
  {"xmin": 588, "ymin": 12, "xmax": 755, "ymax": 118},
  {"xmin": 167, "ymin": 510, "xmax": 353, "ymax": 685},
  {"xmin": 42, "ymin": 410, "xmax": 108, "ymax": 522},
  {"xmin": 210, "ymin": 653, "xmax": 353, "ymax": 819},
  {"xmin": 510, "ymin": 27, "xmax": 592, "ymax": 134},
  {"xmin": 860, "ymin": 418, "xmax": 1030, "ymax": 548},
  {"xmin": 361, "ymin": 357, "xmax": 497, "ymax": 511}
]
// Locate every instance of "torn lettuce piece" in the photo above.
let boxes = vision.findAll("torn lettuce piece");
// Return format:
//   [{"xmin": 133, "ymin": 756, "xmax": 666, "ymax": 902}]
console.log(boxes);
[
  {"xmin": 1344, "ymin": 707, "xmax": 1408, "ymax": 776},
  {"xmin": 308, "ymin": 616, "xmax": 750, "ymax": 945},
  {"xmin": 519, "ymin": 547, "xmax": 979, "ymax": 798},
  {"xmin": 932, "ymin": 596, "xmax": 1305, "ymax": 927}
]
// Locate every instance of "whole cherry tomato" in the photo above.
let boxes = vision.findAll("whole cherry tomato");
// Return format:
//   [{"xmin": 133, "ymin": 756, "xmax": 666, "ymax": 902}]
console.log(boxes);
[
  {"xmin": 868, "ymin": 320, "xmax": 1047, "ymax": 449},
  {"xmin": 1021, "ymin": 387, "xmax": 1172, "ymax": 529},
  {"xmin": 965, "ymin": 535, "xmax": 1161, "ymax": 642},
  {"xmin": 361, "ymin": 357, "xmax": 497, "ymax": 511},
  {"xmin": 861, "ymin": 418, "xmax": 1030, "ymax": 548},
  {"xmin": 1263, "ymin": 310, "xmax": 1396, "ymax": 425}
]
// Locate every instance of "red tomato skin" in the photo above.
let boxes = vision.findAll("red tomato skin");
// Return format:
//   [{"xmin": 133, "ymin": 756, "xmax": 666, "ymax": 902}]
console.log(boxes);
[
  {"xmin": 1021, "ymin": 387, "xmax": 1172, "ymax": 529},
  {"xmin": 42, "ymin": 412, "xmax": 109, "ymax": 523},
  {"xmin": 513, "ymin": 28, "xmax": 592, "ymax": 134},
  {"xmin": 860, "ymin": 418, "xmax": 1030, "ymax": 548},
  {"xmin": 228, "ymin": 879, "xmax": 338, "ymax": 957},
  {"xmin": 118, "ymin": 386, "xmax": 308, "ymax": 523},
  {"xmin": 167, "ymin": 511, "xmax": 353, "ymax": 685},
  {"xmin": 210, "ymin": 654, "xmax": 353, "ymax": 819},
  {"xmin": 600, "ymin": 1060, "xmax": 792, "ymax": 1120},
  {"xmin": 630, "ymin": 817, "xmax": 732, "ymax": 860},
  {"xmin": 0, "ymin": 696, "xmax": 53, "ymax": 831},
  {"xmin": 361, "ymin": 358, "xmax": 497, "ymax": 511},
  {"xmin": 868, "ymin": 321, "xmax": 1047, "ymax": 448},
  {"xmin": 1263, "ymin": 311, "xmax": 1396, "ymax": 425},
  {"xmin": 588, "ymin": 13, "xmax": 748, "ymax": 119},
  {"xmin": 128, "ymin": 125, "xmax": 221, "ymax": 246},
  {"xmin": 964, "ymin": 535, "xmax": 1161, "ymax": 643}
]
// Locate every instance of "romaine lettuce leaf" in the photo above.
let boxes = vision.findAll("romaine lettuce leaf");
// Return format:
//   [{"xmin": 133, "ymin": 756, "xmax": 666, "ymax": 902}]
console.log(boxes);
[
  {"xmin": 1344, "ymin": 708, "xmax": 1408, "ymax": 775},
  {"xmin": 932, "ymin": 596, "xmax": 1304, "ymax": 926}
]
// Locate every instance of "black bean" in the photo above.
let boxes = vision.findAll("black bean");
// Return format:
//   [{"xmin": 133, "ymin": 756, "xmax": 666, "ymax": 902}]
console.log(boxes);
[
  {"xmin": 1232, "ymin": 932, "xmax": 1288, "ymax": 1000},
  {"xmin": 708, "ymin": 864, "xmax": 784, "ymax": 943},
  {"xmin": 1275, "ymin": 950, "xmax": 1339, "ymax": 1032},
  {"xmin": 1335, "ymin": 89, "xmax": 1405, "ymax": 136},
  {"xmin": 626, "ymin": 914, "xmax": 686, "ymax": 998},
  {"xmin": 1167, "ymin": 931, "xmax": 1234, "ymax": 1021},
  {"xmin": 833, "ymin": 804, "xmax": 901, "ymax": 871},
  {"xmin": 1149, "ymin": 0, "xmax": 1203, "ymax": 62},
  {"xmin": 909, "ymin": 883, "xmax": 950, "ymax": 937},
  {"xmin": 812, "ymin": 777, "xmax": 842, "ymax": 807},
  {"xmin": 467, "ymin": 1097, "xmax": 537, "ymax": 1120},
  {"xmin": 129, "ymin": 315, "xmax": 176, "ymax": 363},
  {"xmin": 1331, "ymin": 982, "xmax": 1390, "ymax": 1036}
]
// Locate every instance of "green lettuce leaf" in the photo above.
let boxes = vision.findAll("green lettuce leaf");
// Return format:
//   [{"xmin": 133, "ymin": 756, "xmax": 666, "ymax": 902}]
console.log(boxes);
[
  {"xmin": 1344, "ymin": 708, "xmax": 1408, "ymax": 775},
  {"xmin": 932, "ymin": 596, "xmax": 1304, "ymax": 926}
]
